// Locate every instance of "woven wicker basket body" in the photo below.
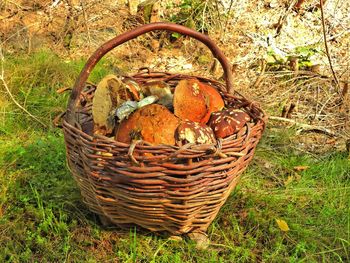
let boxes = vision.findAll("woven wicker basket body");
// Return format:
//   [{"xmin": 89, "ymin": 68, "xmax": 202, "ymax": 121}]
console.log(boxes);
[{"xmin": 63, "ymin": 23, "xmax": 266, "ymax": 235}]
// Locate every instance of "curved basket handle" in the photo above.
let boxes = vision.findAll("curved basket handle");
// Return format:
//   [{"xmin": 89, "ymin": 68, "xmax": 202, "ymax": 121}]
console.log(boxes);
[{"xmin": 67, "ymin": 22, "xmax": 234, "ymax": 114}]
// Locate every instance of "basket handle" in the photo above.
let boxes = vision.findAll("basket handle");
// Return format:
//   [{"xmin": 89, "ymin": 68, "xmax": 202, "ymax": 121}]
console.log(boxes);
[{"xmin": 67, "ymin": 22, "xmax": 234, "ymax": 113}]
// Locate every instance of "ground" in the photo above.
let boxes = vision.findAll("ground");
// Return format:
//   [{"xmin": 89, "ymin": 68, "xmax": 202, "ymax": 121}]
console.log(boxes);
[{"xmin": 0, "ymin": 1, "xmax": 349, "ymax": 262}]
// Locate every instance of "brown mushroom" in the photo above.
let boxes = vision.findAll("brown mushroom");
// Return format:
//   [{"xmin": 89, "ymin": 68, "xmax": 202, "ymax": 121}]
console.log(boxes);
[
  {"xmin": 173, "ymin": 79, "xmax": 208, "ymax": 123},
  {"xmin": 175, "ymin": 120, "xmax": 216, "ymax": 146},
  {"xmin": 199, "ymin": 82, "xmax": 225, "ymax": 123},
  {"xmin": 208, "ymin": 109, "xmax": 251, "ymax": 138},
  {"xmin": 174, "ymin": 79, "xmax": 225, "ymax": 124},
  {"xmin": 115, "ymin": 104, "xmax": 179, "ymax": 145},
  {"xmin": 122, "ymin": 78, "xmax": 143, "ymax": 101},
  {"xmin": 92, "ymin": 75, "xmax": 121, "ymax": 135},
  {"xmin": 141, "ymin": 81, "xmax": 173, "ymax": 108}
]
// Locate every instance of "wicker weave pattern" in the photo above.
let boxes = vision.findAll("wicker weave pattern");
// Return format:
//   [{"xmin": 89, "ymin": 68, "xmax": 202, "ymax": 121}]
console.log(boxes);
[{"xmin": 63, "ymin": 72, "xmax": 265, "ymax": 234}]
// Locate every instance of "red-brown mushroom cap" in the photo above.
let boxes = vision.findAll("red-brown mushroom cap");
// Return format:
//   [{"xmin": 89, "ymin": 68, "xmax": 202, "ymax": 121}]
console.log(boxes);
[
  {"xmin": 175, "ymin": 120, "xmax": 216, "ymax": 146},
  {"xmin": 115, "ymin": 104, "xmax": 179, "ymax": 145},
  {"xmin": 173, "ymin": 79, "xmax": 208, "ymax": 122},
  {"xmin": 208, "ymin": 109, "xmax": 251, "ymax": 138},
  {"xmin": 199, "ymin": 82, "xmax": 225, "ymax": 123}
]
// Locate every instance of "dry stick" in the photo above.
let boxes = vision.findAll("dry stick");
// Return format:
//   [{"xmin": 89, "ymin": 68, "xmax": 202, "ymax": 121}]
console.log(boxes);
[
  {"xmin": 294, "ymin": 0, "xmax": 306, "ymax": 11},
  {"xmin": 269, "ymin": 116, "xmax": 340, "ymax": 137},
  {"xmin": 0, "ymin": 77, "xmax": 47, "ymax": 128},
  {"xmin": 319, "ymin": 0, "xmax": 341, "ymax": 94},
  {"xmin": 251, "ymin": 59, "xmax": 266, "ymax": 88},
  {"xmin": 213, "ymin": 0, "xmax": 223, "ymax": 34},
  {"xmin": 313, "ymin": 86, "xmax": 320, "ymax": 122},
  {"xmin": 223, "ymin": 0, "xmax": 234, "ymax": 36},
  {"xmin": 201, "ymin": 0, "xmax": 209, "ymax": 33},
  {"xmin": 50, "ymin": 0, "xmax": 62, "ymax": 8},
  {"xmin": 274, "ymin": 0, "xmax": 298, "ymax": 36},
  {"xmin": 0, "ymin": 49, "xmax": 47, "ymax": 128},
  {"xmin": 80, "ymin": 0, "xmax": 91, "ymax": 44}
]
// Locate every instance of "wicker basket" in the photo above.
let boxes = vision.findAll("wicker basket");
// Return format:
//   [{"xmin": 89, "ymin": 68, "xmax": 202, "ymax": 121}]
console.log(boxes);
[{"xmin": 63, "ymin": 23, "xmax": 266, "ymax": 235}]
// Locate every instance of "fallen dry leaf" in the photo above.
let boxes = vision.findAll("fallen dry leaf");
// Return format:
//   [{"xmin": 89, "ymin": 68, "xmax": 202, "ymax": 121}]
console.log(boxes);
[
  {"xmin": 275, "ymin": 219, "xmax": 290, "ymax": 232},
  {"xmin": 293, "ymin": 166, "xmax": 310, "ymax": 172},
  {"xmin": 168, "ymin": 235, "xmax": 183, "ymax": 242}
]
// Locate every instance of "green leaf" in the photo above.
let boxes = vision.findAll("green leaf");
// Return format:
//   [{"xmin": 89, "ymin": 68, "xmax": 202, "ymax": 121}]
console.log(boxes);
[{"xmin": 171, "ymin": 32, "xmax": 182, "ymax": 39}]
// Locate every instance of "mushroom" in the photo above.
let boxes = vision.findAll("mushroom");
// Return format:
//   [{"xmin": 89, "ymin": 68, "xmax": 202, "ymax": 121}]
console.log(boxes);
[
  {"xmin": 115, "ymin": 104, "xmax": 179, "ymax": 145},
  {"xmin": 92, "ymin": 75, "xmax": 143, "ymax": 135},
  {"xmin": 199, "ymin": 82, "xmax": 225, "ymax": 123},
  {"xmin": 92, "ymin": 75, "xmax": 121, "ymax": 135},
  {"xmin": 122, "ymin": 78, "xmax": 143, "ymax": 101},
  {"xmin": 173, "ymin": 79, "xmax": 225, "ymax": 124},
  {"xmin": 173, "ymin": 79, "xmax": 208, "ymax": 123},
  {"xmin": 175, "ymin": 120, "xmax": 216, "ymax": 146},
  {"xmin": 208, "ymin": 109, "xmax": 251, "ymax": 138},
  {"xmin": 141, "ymin": 81, "xmax": 173, "ymax": 108}
]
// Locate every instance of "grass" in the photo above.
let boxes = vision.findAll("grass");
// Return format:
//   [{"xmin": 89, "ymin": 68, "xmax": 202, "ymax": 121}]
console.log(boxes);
[{"xmin": 0, "ymin": 50, "xmax": 349, "ymax": 262}]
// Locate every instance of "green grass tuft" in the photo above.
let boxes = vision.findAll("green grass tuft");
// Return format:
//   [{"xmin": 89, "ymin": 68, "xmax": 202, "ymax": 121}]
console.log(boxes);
[{"xmin": 1, "ymin": 49, "xmax": 114, "ymax": 132}]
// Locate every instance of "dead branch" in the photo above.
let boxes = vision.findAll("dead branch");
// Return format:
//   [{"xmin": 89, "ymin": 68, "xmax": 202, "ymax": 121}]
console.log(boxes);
[
  {"xmin": 294, "ymin": 0, "xmax": 306, "ymax": 11},
  {"xmin": 0, "ymin": 48, "xmax": 47, "ymax": 128},
  {"xmin": 274, "ymin": 0, "xmax": 298, "ymax": 36},
  {"xmin": 251, "ymin": 59, "xmax": 266, "ymax": 88},
  {"xmin": 269, "ymin": 116, "xmax": 341, "ymax": 137},
  {"xmin": 286, "ymin": 103, "xmax": 296, "ymax": 119},
  {"xmin": 281, "ymin": 105, "xmax": 288, "ymax": 117},
  {"xmin": 319, "ymin": 0, "xmax": 341, "ymax": 94},
  {"xmin": 223, "ymin": 0, "xmax": 234, "ymax": 35},
  {"xmin": 80, "ymin": 0, "xmax": 91, "ymax": 44}
]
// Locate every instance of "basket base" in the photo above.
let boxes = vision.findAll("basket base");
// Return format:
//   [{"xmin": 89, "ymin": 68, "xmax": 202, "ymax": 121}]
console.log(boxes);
[
  {"xmin": 98, "ymin": 215, "xmax": 138, "ymax": 230},
  {"xmin": 98, "ymin": 214, "xmax": 209, "ymax": 249},
  {"xmin": 98, "ymin": 215, "xmax": 114, "ymax": 227}
]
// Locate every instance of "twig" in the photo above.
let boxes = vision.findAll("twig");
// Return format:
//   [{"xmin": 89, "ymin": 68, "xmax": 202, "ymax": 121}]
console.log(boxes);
[
  {"xmin": 0, "ymin": 48, "xmax": 47, "ymax": 128},
  {"xmin": 50, "ymin": 0, "xmax": 62, "ymax": 8},
  {"xmin": 274, "ymin": 0, "xmax": 298, "ymax": 37},
  {"xmin": 319, "ymin": 0, "xmax": 341, "ymax": 93},
  {"xmin": 303, "ymin": 27, "xmax": 350, "ymax": 47},
  {"xmin": 294, "ymin": 0, "xmax": 306, "ymax": 12},
  {"xmin": 214, "ymin": 0, "xmax": 223, "ymax": 33},
  {"xmin": 80, "ymin": 0, "xmax": 91, "ymax": 44},
  {"xmin": 313, "ymin": 86, "xmax": 320, "ymax": 122},
  {"xmin": 223, "ymin": 0, "xmax": 234, "ymax": 35},
  {"xmin": 269, "ymin": 116, "xmax": 340, "ymax": 137},
  {"xmin": 201, "ymin": 1, "xmax": 208, "ymax": 33},
  {"xmin": 251, "ymin": 59, "xmax": 266, "ymax": 88}
]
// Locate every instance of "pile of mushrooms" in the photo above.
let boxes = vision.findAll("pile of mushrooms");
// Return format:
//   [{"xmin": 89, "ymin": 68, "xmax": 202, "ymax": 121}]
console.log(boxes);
[{"xmin": 91, "ymin": 75, "xmax": 251, "ymax": 146}]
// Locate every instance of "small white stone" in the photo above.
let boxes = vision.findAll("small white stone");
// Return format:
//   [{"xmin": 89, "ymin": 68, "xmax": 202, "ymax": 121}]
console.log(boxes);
[{"xmin": 183, "ymin": 63, "xmax": 193, "ymax": 70}]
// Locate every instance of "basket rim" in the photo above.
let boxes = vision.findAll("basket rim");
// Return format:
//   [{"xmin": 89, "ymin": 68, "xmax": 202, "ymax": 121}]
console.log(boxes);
[{"xmin": 63, "ymin": 71, "xmax": 267, "ymax": 164}]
